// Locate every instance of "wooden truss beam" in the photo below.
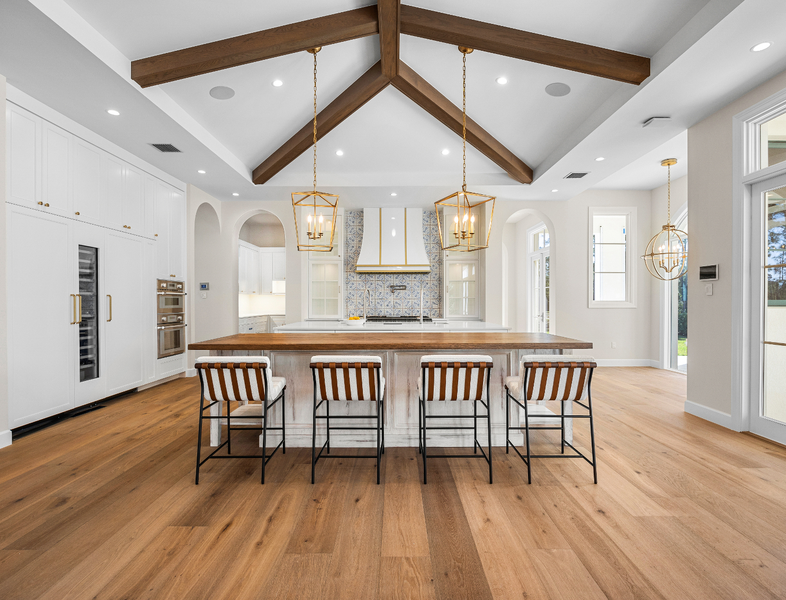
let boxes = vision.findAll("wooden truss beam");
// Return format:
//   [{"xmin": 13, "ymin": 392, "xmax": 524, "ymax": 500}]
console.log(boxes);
[
  {"xmin": 377, "ymin": 0, "xmax": 401, "ymax": 78},
  {"xmin": 252, "ymin": 62, "xmax": 390, "ymax": 185},
  {"xmin": 131, "ymin": 7, "xmax": 380, "ymax": 88},
  {"xmin": 399, "ymin": 5, "xmax": 650, "ymax": 85},
  {"xmin": 391, "ymin": 61, "xmax": 533, "ymax": 184}
]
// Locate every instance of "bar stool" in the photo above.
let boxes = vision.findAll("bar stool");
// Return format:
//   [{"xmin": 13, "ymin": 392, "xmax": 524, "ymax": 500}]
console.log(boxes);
[
  {"xmin": 310, "ymin": 356, "xmax": 385, "ymax": 484},
  {"xmin": 194, "ymin": 356, "xmax": 286, "ymax": 485},
  {"xmin": 418, "ymin": 355, "xmax": 493, "ymax": 484},
  {"xmin": 505, "ymin": 355, "xmax": 598, "ymax": 484}
]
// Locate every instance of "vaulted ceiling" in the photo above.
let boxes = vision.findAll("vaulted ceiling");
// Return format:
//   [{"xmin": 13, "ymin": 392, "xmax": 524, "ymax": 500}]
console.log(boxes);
[{"xmin": 2, "ymin": 0, "xmax": 786, "ymax": 206}]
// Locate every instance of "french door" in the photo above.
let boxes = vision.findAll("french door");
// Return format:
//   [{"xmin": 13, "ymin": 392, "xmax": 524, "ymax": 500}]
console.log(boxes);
[
  {"xmin": 530, "ymin": 252, "xmax": 550, "ymax": 333},
  {"xmin": 751, "ymin": 173, "xmax": 786, "ymax": 443}
]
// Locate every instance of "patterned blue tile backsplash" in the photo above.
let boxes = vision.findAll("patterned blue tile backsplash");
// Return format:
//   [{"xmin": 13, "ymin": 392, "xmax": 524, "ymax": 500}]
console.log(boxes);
[{"xmin": 344, "ymin": 210, "xmax": 443, "ymax": 318}]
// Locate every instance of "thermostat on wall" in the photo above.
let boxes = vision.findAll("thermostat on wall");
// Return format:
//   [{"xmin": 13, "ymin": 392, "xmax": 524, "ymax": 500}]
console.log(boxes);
[
  {"xmin": 199, "ymin": 282, "xmax": 210, "ymax": 291},
  {"xmin": 699, "ymin": 265, "xmax": 718, "ymax": 281}
]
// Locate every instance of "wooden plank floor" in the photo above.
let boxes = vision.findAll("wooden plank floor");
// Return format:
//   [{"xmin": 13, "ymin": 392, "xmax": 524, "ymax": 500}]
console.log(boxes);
[{"xmin": 1, "ymin": 368, "xmax": 786, "ymax": 599}]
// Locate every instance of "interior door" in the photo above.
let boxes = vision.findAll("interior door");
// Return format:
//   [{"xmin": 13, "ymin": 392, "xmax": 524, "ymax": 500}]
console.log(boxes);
[
  {"xmin": 7, "ymin": 206, "xmax": 74, "ymax": 427},
  {"xmin": 105, "ymin": 231, "xmax": 146, "ymax": 395},
  {"xmin": 531, "ymin": 255, "xmax": 543, "ymax": 332}
]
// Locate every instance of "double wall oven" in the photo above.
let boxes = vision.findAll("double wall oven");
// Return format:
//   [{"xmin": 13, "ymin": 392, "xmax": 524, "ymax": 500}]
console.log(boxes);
[{"xmin": 157, "ymin": 280, "xmax": 186, "ymax": 358}]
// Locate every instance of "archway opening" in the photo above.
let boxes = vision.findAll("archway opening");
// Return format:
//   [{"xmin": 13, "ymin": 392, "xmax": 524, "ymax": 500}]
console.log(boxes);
[
  {"xmin": 237, "ymin": 211, "xmax": 286, "ymax": 333},
  {"xmin": 194, "ymin": 203, "xmax": 226, "ymax": 343}
]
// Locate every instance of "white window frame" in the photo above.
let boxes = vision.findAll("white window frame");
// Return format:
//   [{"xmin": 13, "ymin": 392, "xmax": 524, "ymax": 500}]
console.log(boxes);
[
  {"xmin": 588, "ymin": 206, "xmax": 637, "ymax": 309},
  {"xmin": 527, "ymin": 222, "xmax": 551, "ymax": 332}
]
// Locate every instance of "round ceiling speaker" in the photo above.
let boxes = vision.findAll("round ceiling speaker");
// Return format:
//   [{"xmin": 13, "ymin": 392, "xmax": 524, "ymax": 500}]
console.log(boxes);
[
  {"xmin": 545, "ymin": 83, "xmax": 571, "ymax": 97},
  {"xmin": 209, "ymin": 86, "xmax": 236, "ymax": 100}
]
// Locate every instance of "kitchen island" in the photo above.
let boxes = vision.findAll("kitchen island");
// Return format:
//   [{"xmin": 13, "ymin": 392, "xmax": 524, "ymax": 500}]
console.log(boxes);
[{"xmin": 190, "ymin": 331, "xmax": 592, "ymax": 448}]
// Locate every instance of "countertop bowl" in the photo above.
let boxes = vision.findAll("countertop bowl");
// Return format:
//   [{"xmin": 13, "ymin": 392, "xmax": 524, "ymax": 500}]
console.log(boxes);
[{"xmin": 343, "ymin": 318, "xmax": 366, "ymax": 327}]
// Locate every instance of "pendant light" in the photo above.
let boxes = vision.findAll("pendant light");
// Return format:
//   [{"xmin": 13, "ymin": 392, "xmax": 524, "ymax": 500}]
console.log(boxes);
[
  {"xmin": 435, "ymin": 47, "xmax": 495, "ymax": 252},
  {"xmin": 292, "ymin": 47, "xmax": 338, "ymax": 252},
  {"xmin": 642, "ymin": 158, "xmax": 688, "ymax": 280}
]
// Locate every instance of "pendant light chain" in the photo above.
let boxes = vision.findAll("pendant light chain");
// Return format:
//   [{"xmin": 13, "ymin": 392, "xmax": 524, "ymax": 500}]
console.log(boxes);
[
  {"xmin": 462, "ymin": 50, "xmax": 467, "ymax": 192},
  {"xmin": 667, "ymin": 162, "xmax": 671, "ymax": 225},
  {"xmin": 312, "ymin": 50, "xmax": 318, "ymax": 193}
]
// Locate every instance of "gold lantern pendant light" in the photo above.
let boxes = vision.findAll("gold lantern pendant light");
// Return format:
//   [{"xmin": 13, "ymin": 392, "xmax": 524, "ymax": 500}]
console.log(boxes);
[
  {"xmin": 642, "ymin": 158, "xmax": 688, "ymax": 281},
  {"xmin": 435, "ymin": 47, "xmax": 495, "ymax": 252},
  {"xmin": 292, "ymin": 47, "xmax": 338, "ymax": 252}
]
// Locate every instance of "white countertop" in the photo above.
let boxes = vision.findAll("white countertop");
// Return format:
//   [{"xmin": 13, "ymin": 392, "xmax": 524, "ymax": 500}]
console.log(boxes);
[{"xmin": 274, "ymin": 320, "xmax": 511, "ymax": 333}]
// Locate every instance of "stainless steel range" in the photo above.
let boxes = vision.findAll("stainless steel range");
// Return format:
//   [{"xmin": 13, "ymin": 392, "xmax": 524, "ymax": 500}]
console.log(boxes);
[{"xmin": 157, "ymin": 279, "xmax": 186, "ymax": 358}]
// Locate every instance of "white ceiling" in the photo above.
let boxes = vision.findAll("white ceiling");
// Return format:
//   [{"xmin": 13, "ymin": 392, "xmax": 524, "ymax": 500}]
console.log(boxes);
[{"xmin": 2, "ymin": 0, "xmax": 786, "ymax": 208}]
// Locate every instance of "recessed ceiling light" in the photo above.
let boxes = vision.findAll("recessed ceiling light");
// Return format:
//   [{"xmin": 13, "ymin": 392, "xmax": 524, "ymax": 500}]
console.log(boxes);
[
  {"xmin": 545, "ymin": 82, "xmax": 571, "ymax": 97},
  {"xmin": 496, "ymin": 76, "xmax": 508, "ymax": 85},
  {"xmin": 197, "ymin": 170, "xmax": 206, "ymax": 174},
  {"xmin": 595, "ymin": 157, "xmax": 605, "ymax": 162},
  {"xmin": 272, "ymin": 79, "xmax": 283, "ymax": 87},
  {"xmin": 552, "ymin": 189, "xmax": 559, "ymax": 193},
  {"xmin": 441, "ymin": 148, "xmax": 450, "ymax": 156},
  {"xmin": 391, "ymin": 192, "xmax": 397, "ymax": 197},
  {"xmin": 232, "ymin": 193, "xmax": 239, "ymax": 197},
  {"xmin": 106, "ymin": 109, "xmax": 120, "ymax": 116},
  {"xmin": 751, "ymin": 42, "xmax": 771, "ymax": 52},
  {"xmin": 336, "ymin": 150, "xmax": 344, "ymax": 156},
  {"xmin": 209, "ymin": 86, "xmax": 235, "ymax": 100}
]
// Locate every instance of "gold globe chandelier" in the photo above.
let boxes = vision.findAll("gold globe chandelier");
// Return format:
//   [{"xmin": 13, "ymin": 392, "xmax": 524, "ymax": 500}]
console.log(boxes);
[
  {"xmin": 642, "ymin": 158, "xmax": 688, "ymax": 281},
  {"xmin": 292, "ymin": 47, "xmax": 338, "ymax": 252},
  {"xmin": 435, "ymin": 47, "xmax": 495, "ymax": 252}
]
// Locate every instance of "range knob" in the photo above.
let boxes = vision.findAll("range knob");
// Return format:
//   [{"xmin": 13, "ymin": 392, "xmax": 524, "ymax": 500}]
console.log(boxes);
[{"xmin": 161, "ymin": 316, "xmax": 167, "ymax": 322}]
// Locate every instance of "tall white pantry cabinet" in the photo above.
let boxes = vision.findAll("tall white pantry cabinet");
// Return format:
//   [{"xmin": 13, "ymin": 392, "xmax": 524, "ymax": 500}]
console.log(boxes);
[{"xmin": 5, "ymin": 101, "xmax": 187, "ymax": 429}]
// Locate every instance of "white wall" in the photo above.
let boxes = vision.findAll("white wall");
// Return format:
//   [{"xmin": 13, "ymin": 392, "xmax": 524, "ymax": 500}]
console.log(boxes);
[
  {"xmin": 239, "ymin": 217, "xmax": 285, "ymax": 247},
  {"xmin": 687, "ymin": 67, "xmax": 786, "ymax": 418},
  {"xmin": 488, "ymin": 189, "xmax": 653, "ymax": 364},
  {"xmin": 0, "ymin": 73, "xmax": 9, "ymax": 448}
]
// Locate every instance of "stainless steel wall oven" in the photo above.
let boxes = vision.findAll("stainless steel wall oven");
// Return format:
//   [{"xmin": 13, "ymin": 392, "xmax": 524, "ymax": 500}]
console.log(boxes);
[{"xmin": 157, "ymin": 279, "xmax": 185, "ymax": 358}]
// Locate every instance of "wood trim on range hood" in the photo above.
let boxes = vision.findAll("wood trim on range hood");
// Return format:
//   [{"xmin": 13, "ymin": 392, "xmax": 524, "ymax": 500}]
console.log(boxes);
[{"xmin": 356, "ymin": 208, "xmax": 431, "ymax": 273}]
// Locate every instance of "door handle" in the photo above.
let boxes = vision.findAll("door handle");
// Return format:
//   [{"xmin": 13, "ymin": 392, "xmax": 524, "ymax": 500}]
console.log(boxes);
[
  {"xmin": 76, "ymin": 294, "xmax": 82, "ymax": 324},
  {"xmin": 107, "ymin": 295, "xmax": 112, "ymax": 322},
  {"xmin": 70, "ymin": 294, "xmax": 76, "ymax": 324}
]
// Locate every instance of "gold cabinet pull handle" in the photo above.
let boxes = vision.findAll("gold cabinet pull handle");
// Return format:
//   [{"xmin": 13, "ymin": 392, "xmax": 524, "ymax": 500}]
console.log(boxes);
[
  {"xmin": 75, "ymin": 212, "xmax": 80, "ymax": 216},
  {"xmin": 70, "ymin": 294, "xmax": 76, "ymax": 324},
  {"xmin": 107, "ymin": 295, "xmax": 112, "ymax": 322},
  {"xmin": 154, "ymin": 233, "xmax": 158, "ymax": 237},
  {"xmin": 38, "ymin": 201, "xmax": 44, "ymax": 206},
  {"xmin": 77, "ymin": 294, "xmax": 82, "ymax": 324},
  {"xmin": 44, "ymin": 203, "xmax": 50, "ymax": 207}
]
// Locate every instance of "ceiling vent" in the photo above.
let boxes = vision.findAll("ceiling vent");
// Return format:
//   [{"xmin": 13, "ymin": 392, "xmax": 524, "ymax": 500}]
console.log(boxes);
[
  {"xmin": 564, "ymin": 172, "xmax": 588, "ymax": 179},
  {"xmin": 150, "ymin": 143, "xmax": 181, "ymax": 153}
]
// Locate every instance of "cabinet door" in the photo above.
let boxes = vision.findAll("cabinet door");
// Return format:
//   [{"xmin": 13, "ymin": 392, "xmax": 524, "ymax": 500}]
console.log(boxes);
[
  {"xmin": 309, "ymin": 261, "xmax": 342, "ymax": 318},
  {"xmin": 248, "ymin": 248, "xmax": 260, "ymax": 294},
  {"xmin": 144, "ymin": 176, "xmax": 157, "ymax": 238},
  {"xmin": 101, "ymin": 152, "xmax": 124, "ymax": 229},
  {"xmin": 105, "ymin": 231, "xmax": 146, "ymax": 394},
  {"xmin": 168, "ymin": 188, "xmax": 185, "ymax": 279},
  {"xmin": 122, "ymin": 166, "xmax": 145, "ymax": 233},
  {"xmin": 6, "ymin": 104, "xmax": 41, "ymax": 208},
  {"xmin": 7, "ymin": 206, "xmax": 74, "ymax": 427},
  {"xmin": 238, "ymin": 245, "xmax": 250, "ymax": 294},
  {"xmin": 42, "ymin": 122, "xmax": 72, "ymax": 216},
  {"xmin": 258, "ymin": 250, "xmax": 272, "ymax": 294},
  {"xmin": 154, "ymin": 181, "xmax": 170, "ymax": 279},
  {"xmin": 272, "ymin": 249, "xmax": 286, "ymax": 281},
  {"xmin": 72, "ymin": 139, "xmax": 102, "ymax": 224}
]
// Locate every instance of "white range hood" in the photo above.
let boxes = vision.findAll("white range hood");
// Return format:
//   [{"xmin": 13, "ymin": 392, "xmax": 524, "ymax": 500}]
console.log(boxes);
[{"xmin": 356, "ymin": 208, "xmax": 431, "ymax": 273}]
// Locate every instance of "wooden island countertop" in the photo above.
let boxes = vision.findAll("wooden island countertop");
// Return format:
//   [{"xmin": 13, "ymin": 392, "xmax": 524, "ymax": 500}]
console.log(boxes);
[{"xmin": 188, "ymin": 332, "xmax": 593, "ymax": 352}]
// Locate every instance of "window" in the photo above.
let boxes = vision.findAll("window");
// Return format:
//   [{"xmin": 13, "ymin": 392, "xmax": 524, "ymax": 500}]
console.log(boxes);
[
  {"xmin": 588, "ymin": 207, "xmax": 636, "ymax": 308},
  {"xmin": 446, "ymin": 261, "xmax": 478, "ymax": 319},
  {"xmin": 760, "ymin": 112, "xmax": 786, "ymax": 172},
  {"xmin": 528, "ymin": 223, "xmax": 551, "ymax": 332}
]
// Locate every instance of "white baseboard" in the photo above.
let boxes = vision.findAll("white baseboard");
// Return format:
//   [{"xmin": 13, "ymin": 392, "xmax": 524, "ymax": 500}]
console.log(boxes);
[
  {"xmin": 0, "ymin": 429, "xmax": 12, "ymax": 450},
  {"xmin": 594, "ymin": 359, "xmax": 659, "ymax": 367},
  {"xmin": 684, "ymin": 400, "xmax": 735, "ymax": 430},
  {"xmin": 186, "ymin": 368, "xmax": 197, "ymax": 377}
]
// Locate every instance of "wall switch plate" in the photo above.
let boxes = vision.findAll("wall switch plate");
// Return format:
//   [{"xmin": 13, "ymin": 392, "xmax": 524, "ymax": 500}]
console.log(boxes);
[
  {"xmin": 705, "ymin": 284, "xmax": 713, "ymax": 296},
  {"xmin": 611, "ymin": 341, "xmax": 617, "ymax": 349},
  {"xmin": 200, "ymin": 292, "xmax": 208, "ymax": 299}
]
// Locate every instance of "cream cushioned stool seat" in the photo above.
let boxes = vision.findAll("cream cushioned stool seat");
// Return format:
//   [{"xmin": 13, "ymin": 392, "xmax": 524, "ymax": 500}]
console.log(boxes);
[{"xmin": 194, "ymin": 355, "xmax": 287, "ymax": 485}]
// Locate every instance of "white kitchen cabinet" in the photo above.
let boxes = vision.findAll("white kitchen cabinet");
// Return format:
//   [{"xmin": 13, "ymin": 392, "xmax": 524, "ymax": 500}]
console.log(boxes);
[
  {"xmin": 309, "ymin": 261, "xmax": 342, "ymax": 319},
  {"xmin": 258, "ymin": 250, "xmax": 273, "ymax": 294},
  {"xmin": 42, "ymin": 121, "xmax": 72, "ymax": 217},
  {"xmin": 238, "ymin": 242, "xmax": 260, "ymax": 294},
  {"xmin": 105, "ymin": 231, "xmax": 146, "ymax": 395},
  {"xmin": 72, "ymin": 138, "xmax": 102, "ymax": 224},
  {"xmin": 154, "ymin": 180, "xmax": 170, "ymax": 278},
  {"xmin": 272, "ymin": 249, "xmax": 286, "ymax": 281},
  {"xmin": 7, "ymin": 206, "xmax": 74, "ymax": 427},
  {"xmin": 6, "ymin": 103, "xmax": 41, "ymax": 208},
  {"xmin": 101, "ymin": 152, "xmax": 124, "ymax": 228},
  {"xmin": 122, "ymin": 165, "xmax": 145, "ymax": 233},
  {"xmin": 168, "ymin": 188, "xmax": 186, "ymax": 279}
]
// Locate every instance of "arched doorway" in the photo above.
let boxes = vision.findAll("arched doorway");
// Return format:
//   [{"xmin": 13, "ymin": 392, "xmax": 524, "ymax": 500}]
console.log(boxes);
[
  {"xmin": 194, "ymin": 203, "xmax": 226, "ymax": 344},
  {"xmin": 237, "ymin": 211, "xmax": 286, "ymax": 333}
]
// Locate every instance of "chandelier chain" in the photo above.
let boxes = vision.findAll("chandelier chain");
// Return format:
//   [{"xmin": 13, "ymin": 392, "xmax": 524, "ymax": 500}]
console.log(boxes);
[
  {"xmin": 667, "ymin": 162, "xmax": 671, "ymax": 225},
  {"xmin": 312, "ymin": 50, "xmax": 318, "ymax": 192},
  {"xmin": 462, "ymin": 51, "xmax": 467, "ymax": 192}
]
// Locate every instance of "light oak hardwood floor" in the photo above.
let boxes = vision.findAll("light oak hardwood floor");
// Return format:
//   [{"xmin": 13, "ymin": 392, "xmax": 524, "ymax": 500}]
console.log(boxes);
[{"xmin": 1, "ymin": 368, "xmax": 785, "ymax": 599}]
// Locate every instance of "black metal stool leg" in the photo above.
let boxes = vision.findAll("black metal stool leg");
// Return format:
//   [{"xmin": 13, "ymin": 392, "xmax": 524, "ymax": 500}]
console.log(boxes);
[
  {"xmin": 376, "ymin": 399, "xmax": 381, "ymax": 485},
  {"xmin": 226, "ymin": 400, "xmax": 231, "ymax": 455},
  {"xmin": 560, "ymin": 399, "xmax": 565, "ymax": 455},
  {"xmin": 282, "ymin": 389, "xmax": 287, "ymax": 454},
  {"xmin": 474, "ymin": 400, "xmax": 478, "ymax": 454},
  {"xmin": 422, "ymin": 396, "xmax": 427, "ymax": 485},
  {"xmin": 261, "ymin": 397, "xmax": 268, "ymax": 484},
  {"xmin": 381, "ymin": 398, "xmax": 385, "ymax": 454},
  {"xmin": 588, "ymin": 390, "xmax": 598, "ymax": 484},
  {"xmin": 524, "ymin": 399, "xmax": 532, "ymax": 484},
  {"xmin": 418, "ymin": 396, "xmax": 422, "ymax": 454},
  {"xmin": 505, "ymin": 390, "xmax": 510, "ymax": 455},
  {"xmin": 195, "ymin": 394, "xmax": 205, "ymax": 485},
  {"xmin": 311, "ymin": 392, "xmax": 318, "ymax": 485},
  {"xmin": 326, "ymin": 399, "xmax": 331, "ymax": 454},
  {"xmin": 487, "ymin": 400, "xmax": 493, "ymax": 484}
]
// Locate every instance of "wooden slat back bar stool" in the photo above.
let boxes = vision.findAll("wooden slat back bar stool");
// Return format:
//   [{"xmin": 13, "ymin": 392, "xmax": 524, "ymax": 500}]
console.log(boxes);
[
  {"xmin": 418, "ymin": 355, "xmax": 493, "ymax": 484},
  {"xmin": 310, "ymin": 355, "xmax": 385, "ymax": 484},
  {"xmin": 505, "ymin": 355, "xmax": 597, "ymax": 483},
  {"xmin": 194, "ymin": 356, "xmax": 286, "ymax": 485}
]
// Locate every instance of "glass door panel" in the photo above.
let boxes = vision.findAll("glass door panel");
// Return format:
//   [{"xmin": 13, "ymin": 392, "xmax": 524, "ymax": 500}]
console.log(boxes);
[
  {"xmin": 531, "ymin": 256, "xmax": 542, "ymax": 331},
  {"xmin": 763, "ymin": 187, "xmax": 786, "ymax": 425},
  {"xmin": 78, "ymin": 245, "xmax": 99, "ymax": 382}
]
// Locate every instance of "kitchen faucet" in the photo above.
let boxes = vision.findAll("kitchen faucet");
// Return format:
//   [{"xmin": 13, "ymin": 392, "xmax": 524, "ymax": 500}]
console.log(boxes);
[
  {"xmin": 364, "ymin": 287, "xmax": 371, "ymax": 319},
  {"xmin": 420, "ymin": 285, "xmax": 424, "ymax": 324}
]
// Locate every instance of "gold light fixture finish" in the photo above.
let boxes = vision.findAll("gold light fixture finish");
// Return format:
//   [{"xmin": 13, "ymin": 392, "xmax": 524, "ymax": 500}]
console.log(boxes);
[
  {"xmin": 292, "ymin": 46, "xmax": 338, "ymax": 252},
  {"xmin": 642, "ymin": 158, "xmax": 688, "ymax": 281},
  {"xmin": 435, "ymin": 47, "xmax": 495, "ymax": 253}
]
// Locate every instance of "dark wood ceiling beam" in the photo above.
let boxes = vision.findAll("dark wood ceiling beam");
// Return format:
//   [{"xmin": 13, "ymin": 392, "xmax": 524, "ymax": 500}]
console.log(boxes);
[
  {"xmin": 131, "ymin": 7, "xmax": 380, "ymax": 88},
  {"xmin": 253, "ymin": 62, "xmax": 390, "ymax": 185},
  {"xmin": 377, "ymin": 0, "xmax": 401, "ymax": 78},
  {"xmin": 399, "ymin": 5, "xmax": 650, "ymax": 85},
  {"xmin": 391, "ymin": 61, "xmax": 532, "ymax": 184}
]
